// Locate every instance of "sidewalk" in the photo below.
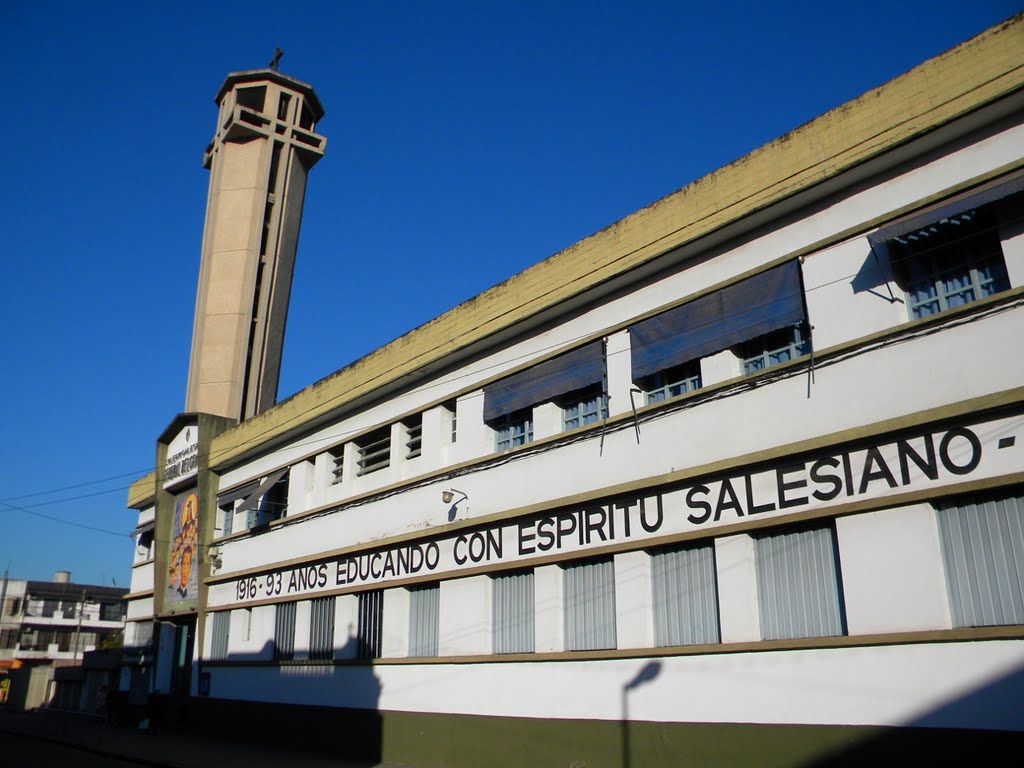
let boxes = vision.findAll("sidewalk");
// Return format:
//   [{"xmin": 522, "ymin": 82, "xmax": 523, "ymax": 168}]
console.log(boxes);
[{"xmin": 0, "ymin": 708, "xmax": 409, "ymax": 768}]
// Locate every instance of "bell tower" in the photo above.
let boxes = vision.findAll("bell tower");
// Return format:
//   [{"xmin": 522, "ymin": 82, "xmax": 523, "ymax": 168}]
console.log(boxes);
[{"xmin": 185, "ymin": 68, "xmax": 326, "ymax": 421}]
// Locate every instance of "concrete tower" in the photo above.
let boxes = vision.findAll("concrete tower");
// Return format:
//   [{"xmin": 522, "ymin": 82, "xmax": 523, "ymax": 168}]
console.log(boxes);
[{"xmin": 185, "ymin": 69, "xmax": 326, "ymax": 422}]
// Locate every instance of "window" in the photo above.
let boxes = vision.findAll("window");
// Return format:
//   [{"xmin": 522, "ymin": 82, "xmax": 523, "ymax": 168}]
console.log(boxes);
[
  {"xmin": 893, "ymin": 208, "xmax": 1009, "ymax": 320},
  {"xmin": 231, "ymin": 470, "xmax": 288, "ymax": 531},
  {"xmin": 444, "ymin": 401, "xmax": 458, "ymax": 444},
  {"xmin": 484, "ymin": 341, "xmax": 605, "ymax": 448},
  {"xmin": 564, "ymin": 558, "xmax": 617, "ymax": 651},
  {"xmin": 235, "ymin": 85, "xmax": 266, "ymax": 113},
  {"xmin": 329, "ymin": 445, "xmax": 345, "ymax": 485},
  {"xmin": 260, "ymin": 473, "xmax": 289, "ymax": 524},
  {"xmin": 630, "ymin": 261, "xmax": 807, "ymax": 395},
  {"xmin": 0, "ymin": 629, "xmax": 17, "ymax": 649},
  {"xmin": 99, "ymin": 602, "xmax": 124, "ymax": 622},
  {"xmin": 755, "ymin": 523, "xmax": 845, "ymax": 641},
  {"xmin": 492, "ymin": 570, "xmax": 535, "ymax": 654},
  {"xmin": 356, "ymin": 590, "xmax": 383, "ymax": 659},
  {"xmin": 218, "ymin": 500, "xmax": 234, "ymax": 537},
  {"xmin": 273, "ymin": 602, "xmax": 296, "ymax": 661},
  {"xmin": 210, "ymin": 612, "xmax": 230, "ymax": 661},
  {"xmin": 408, "ymin": 583, "xmax": 439, "ymax": 657},
  {"xmin": 309, "ymin": 596, "xmax": 335, "ymax": 661},
  {"xmin": 559, "ymin": 385, "xmax": 608, "ymax": 431},
  {"xmin": 492, "ymin": 408, "xmax": 534, "ymax": 451},
  {"xmin": 641, "ymin": 360, "xmax": 702, "ymax": 405},
  {"xmin": 403, "ymin": 416, "xmax": 422, "ymax": 459},
  {"xmin": 136, "ymin": 527, "xmax": 155, "ymax": 558},
  {"xmin": 936, "ymin": 488, "xmax": 1024, "ymax": 628},
  {"xmin": 356, "ymin": 426, "xmax": 391, "ymax": 476},
  {"xmin": 739, "ymin": 323, "xmax": 810, "ymax": 375},
  {"xmin": 651, "ymin": 543, "xmax": 720, "ymax": 646}
]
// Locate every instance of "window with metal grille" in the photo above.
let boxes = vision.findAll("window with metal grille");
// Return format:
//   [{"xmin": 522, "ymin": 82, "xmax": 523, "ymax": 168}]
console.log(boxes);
[
  {"xmin": 651, "ymin": 543, "xmax": 720, "ymax": 646},
  {"xmin": 308, "ymin": 596, "xmax": 335, "ymax": 661},
  {"xmin": 273, "ymin": 602, "xmax": 296, "ymax": 661},
  {"xmin": 641, "ymin": 360, "xmax": 702, "ymax": 405},
  {"xmin": 559, "ymin": 385, "xmax": 608, "ymax": 431},
  {"xmin": 356, "ymin": 426, "xmax": 391, "ymax": 476},
  {"xmin": 891, "ymin": 207, "xmax": 1010, "ymax": 320},
  {"xmin": 564, "ymin": 558, "xmax": 617, "ymax": 651},
  {"xmin": 408, "ymin": 583, "xmax": 439, "ymax": 657},
  {"xmin": 404, "ymin": 416, "xmax": 422, "ymax": 459},
  {"xmin": 492, "ymin": 408, "xmax": 534, "ymax": 451},
  {"xmin": 936, "ymin": 488, "xmax": 1024, "ymax": 628},
  {"xmin": 492, "ymin": 570, "xmax": 535, "ymax": 653},
  {"xmin": 219, "ymin": 501, "xmax": 234, "ymax": 537},
  {"xmin": 210, "ymin": 611, "xmax": 230, "ymax": 660},
  {"xmin": 740, "ymin": 323, "xmax": 810, "ymax": 376},
  {"xmin": 356, "ymin": 590, "xmax": 383, "ymax": 659},
  {"xmin": 329, "ymin": 445, "xmax": 345, "ymax": 485},
  {"xmin": 755, "ymin": 523, "xmax": 845, "ymax": 641}
]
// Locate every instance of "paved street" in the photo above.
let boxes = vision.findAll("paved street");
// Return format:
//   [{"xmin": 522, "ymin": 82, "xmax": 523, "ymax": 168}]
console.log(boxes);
[
  {"xmin": 3, "ymin": 732, "xmax": 151, "ymax": 766},
  {"xmin": 0, "ymin": 709, "xmax": 410, "ymax": 768}
]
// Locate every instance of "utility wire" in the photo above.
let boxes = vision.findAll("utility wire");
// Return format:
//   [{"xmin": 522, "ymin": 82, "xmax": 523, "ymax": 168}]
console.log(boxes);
[{"xmin": 3, "ymin": 207, "xmax": 1020, "ymax": 513}]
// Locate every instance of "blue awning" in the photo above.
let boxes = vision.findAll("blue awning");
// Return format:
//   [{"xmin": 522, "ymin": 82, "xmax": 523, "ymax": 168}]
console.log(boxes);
[
  {"xmin": 868, "ymin": 172, "xmax": 1024, "ymax": 248},
  {"xmin": 628, "ymin": 260, "xmax": 805, "ymax": 381},
  {"xmin": 483, "ymin": 340, "xmax": 604, "ymax": 422}
]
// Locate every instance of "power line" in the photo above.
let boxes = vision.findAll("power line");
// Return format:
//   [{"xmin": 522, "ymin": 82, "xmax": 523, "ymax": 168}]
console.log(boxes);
[
  {"xmin": 0, "ymin": 499, "xmax": 129, "ymax": 539},
  {"xmin": 3, "ymin": 207, "xmax": 1019, "ymax": 509}
]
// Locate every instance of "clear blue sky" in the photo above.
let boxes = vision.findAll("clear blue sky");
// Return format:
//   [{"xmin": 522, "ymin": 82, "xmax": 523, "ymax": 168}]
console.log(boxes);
[{"xmin": 0, "ymin": 1, "xmax": 1018, "ymax": 586}]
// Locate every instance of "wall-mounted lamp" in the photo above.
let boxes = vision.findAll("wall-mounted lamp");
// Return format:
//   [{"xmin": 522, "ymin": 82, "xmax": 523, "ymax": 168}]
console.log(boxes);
[
  {"xmin": 207, "ymin": 545, "xmax": 223, "ymax": 570},
  {"xmin": 442, "ymin": 488, "xmax": 469, "ymax": 522}
]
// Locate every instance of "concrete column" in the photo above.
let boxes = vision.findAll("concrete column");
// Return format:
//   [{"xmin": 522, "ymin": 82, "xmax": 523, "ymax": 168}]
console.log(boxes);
[
  {"xmin": 452, "ymin": 391, "xmax": 487, "ymax": 463},
  {"xmin": 715, "ymin": 534, "xmax": 761, "ymax": 643},
  {"xmin": 605, "ymin": 330, "xmax": 633, "ymax": 418},
  {"xmin": 381, "ymin": 587, "xmax": 410, "ymax": 658},
  {"xmin": 293, "ymin": 600, "xmax": 312, "ymax": 659},
  {"xmin": 439, "ymin": 575, "xmax": 491, "ymax": 656},
  {"xmin": 334, "ymin": 594, "xmax": 359, "ymax": 659},
  {"xmin": 614, "ymin": 550, "xmax": 653, "ymax": 649},
  {"xmin": 836, "ymin": 504, "xmax": 952, "ymax": 634},
  {"xmin": 533, "ymin": 402, "xmax": 561, "ymax": 441},
  {"xmin": 700, "ymin": 349, "xmax": 738, "ymax": 387},
  {"xmin": 534, "ymin": 564, "xmax": 564, "ymax": 653}
]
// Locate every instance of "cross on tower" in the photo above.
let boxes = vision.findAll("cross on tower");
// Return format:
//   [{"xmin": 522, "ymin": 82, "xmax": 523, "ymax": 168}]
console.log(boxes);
[{"xmin": 269, "ymin": 48, "xmax": 284, "ymax": 71}]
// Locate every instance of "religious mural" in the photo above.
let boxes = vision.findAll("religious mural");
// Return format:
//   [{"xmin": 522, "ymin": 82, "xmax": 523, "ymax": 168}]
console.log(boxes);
[{"xmin": 166, "ymin": 489, "xmax": 199, "ymax": 608}]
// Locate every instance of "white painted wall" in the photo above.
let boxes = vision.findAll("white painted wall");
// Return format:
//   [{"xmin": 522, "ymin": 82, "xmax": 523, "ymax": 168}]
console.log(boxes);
[
  {"xmin": 439, "ymin": 575, "xmax": 491, "ymax": 656},
  {"xmin": 206, "ymin": 639, "xmax": 1024, "ymax": 731},
  {"xmin": 714, "ymin": 534, "xmax": 760, "ymax": 643},
  {"xmin": 614, "ymin": 550, "xmax": 653, "ymax": 650},
  {"xmin": 836, "ymin": 504, "xmax": 953, "ymax": 635}
]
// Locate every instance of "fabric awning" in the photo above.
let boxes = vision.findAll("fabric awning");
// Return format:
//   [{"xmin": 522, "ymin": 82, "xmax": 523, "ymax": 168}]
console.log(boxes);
[
  {"xmin": 483, "ymin": 340, "xmax": 604, "ymax": 422},
  {"xmin": 868, "ymin": 171, "xmax": 1024, "ymax": 248},
  {"xmin": 235, "ymin": 469, "xmax": 288, "ymax": 514},
  {"xmin": 217, "ymin": 481, "xmax": 259, "ymax": 508},
  {"xmin": 628, "ymin": 260, "xmax": 804, "ymax": 381}
]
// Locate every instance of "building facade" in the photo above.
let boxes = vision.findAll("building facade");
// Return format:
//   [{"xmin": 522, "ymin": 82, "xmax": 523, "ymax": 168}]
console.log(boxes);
[
  {"xmin": 124, "ymin": 18, "xmax": 1024, "ymax": 766},
  {"xmin": 0, "ymin": 572, "xmax": 126, "ymax": 710}
]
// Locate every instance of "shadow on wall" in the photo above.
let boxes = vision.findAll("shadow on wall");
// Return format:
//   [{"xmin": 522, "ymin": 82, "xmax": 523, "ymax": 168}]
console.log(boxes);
[
  {"xmin": 188, "ymin": 632, "xmax": 384, "ymax": 764},
  {"xmin": 802, "ymin": 660, "xmax": 1024, "ymax": 767},
  {"xmin": 849, "ymin": 246, "xmax": 903, "ymax": 305}
]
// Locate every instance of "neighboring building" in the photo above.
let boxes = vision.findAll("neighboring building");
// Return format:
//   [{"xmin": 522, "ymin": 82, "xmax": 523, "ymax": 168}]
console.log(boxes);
[
  {"xmin": 0, "ymin": 572, "xmax": 127, "ymax": 710},
  {"xmin": 124, "ymin": 17, "xmax": 1024, "ymax": 766}
]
